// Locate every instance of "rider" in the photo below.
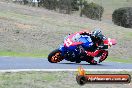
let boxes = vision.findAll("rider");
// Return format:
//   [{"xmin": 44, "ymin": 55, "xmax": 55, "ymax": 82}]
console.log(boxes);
[{"xmin": 79, "ymin": 28, "xmax": 110, "ymax": 64}]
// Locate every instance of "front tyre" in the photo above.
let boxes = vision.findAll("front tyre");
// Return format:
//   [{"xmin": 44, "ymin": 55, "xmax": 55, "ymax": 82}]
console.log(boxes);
[{"xmin": 48, "ymin": 49, "xmax": 64, "ymax": 63}]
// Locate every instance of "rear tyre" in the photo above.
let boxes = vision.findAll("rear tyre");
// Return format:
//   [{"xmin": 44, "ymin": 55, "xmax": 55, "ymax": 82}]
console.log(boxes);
[{"xmin": 48, "ymin": 49, "xmax": 64, "ymax": 63}]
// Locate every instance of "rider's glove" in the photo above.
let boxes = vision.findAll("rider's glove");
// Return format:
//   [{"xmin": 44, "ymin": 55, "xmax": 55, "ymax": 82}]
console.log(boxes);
[
  {"xmin": 97, "ymin": 46, "xmax": 103, "ymax": 50},
  {"xmin": 97, "ymin": 45, "xmax": 108, "ymax": 50}
]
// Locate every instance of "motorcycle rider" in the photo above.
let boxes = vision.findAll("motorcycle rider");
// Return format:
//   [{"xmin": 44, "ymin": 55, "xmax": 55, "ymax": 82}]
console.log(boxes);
[{"xmin": 79, "ymin": 28, "xmax": 110, "ymax": 64}]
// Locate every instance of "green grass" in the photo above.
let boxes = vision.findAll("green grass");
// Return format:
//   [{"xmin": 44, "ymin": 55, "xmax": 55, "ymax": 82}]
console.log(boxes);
[
  {"xmin": 0, "ymin": 11, "xmax": 38, "ymax": 23},
  {"xmin": 0, "ymin": 51, "xmax": 47, "ymax": 58},
  {"xmin": 106, "ymin": 57, "xmax": 132, "ymax": 63},
  {"xmin": 0, "ymin": 72, "xmax": 67, "ymax": 88},
  {"xmin": 124, "ymin": 32, "xmax": 132, "ymax": 39},
  {"xmin": 0, "ymin": 71, "xmax": 131, "ymax": 88}
]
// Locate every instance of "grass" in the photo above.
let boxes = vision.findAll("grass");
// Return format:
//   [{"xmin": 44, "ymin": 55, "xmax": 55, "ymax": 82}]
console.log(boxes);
[
  {"xmin": 0, "ymin": 11, "xmax": 39, "ymax": 24},
  {"xmin": 0, "ymin": 72, "xmax": 67, "ymax": 88},
  {"xmin": 0, "ymin": 71, "xmax": 131, "ymax": 88},
  {"xmin": 106, "ymin": 57, "xmax": 132, "ymax": 63},
  {"xmin": 124, "ymin": 32, "xmax": 132, "ymax": 39},
  {"xmin": 0, "ymin": 51, "xmax": 48, "ymax": 58}
]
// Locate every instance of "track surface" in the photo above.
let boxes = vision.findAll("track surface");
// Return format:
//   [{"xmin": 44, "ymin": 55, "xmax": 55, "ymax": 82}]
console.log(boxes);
[{"xmin": 0, "ymin": 57, "xmax": 132, "ymax": 69}]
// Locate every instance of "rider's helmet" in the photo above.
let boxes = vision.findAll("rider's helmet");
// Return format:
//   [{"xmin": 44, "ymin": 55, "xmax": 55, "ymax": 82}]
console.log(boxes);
[{"xmin": 91, "ymin": 28, "xmax": 104, "ymax": 40}]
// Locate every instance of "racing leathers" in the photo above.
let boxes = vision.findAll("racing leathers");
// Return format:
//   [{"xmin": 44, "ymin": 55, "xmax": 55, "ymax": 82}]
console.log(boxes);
[{"xmin": 79, "ymin": 30, "xmax": 109, "ymax": 63}]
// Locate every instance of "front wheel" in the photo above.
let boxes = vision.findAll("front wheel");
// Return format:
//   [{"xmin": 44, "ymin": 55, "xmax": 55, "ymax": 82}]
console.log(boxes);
[{"xmin": 48, "ymin": 49, "xmax": 64, "ymax": 63}]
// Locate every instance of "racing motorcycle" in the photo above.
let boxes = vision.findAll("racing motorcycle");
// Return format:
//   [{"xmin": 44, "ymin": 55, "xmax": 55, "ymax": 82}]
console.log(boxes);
[{"xmin": 48, "ymin": 31, "xmax": 116, "ymax": 65}]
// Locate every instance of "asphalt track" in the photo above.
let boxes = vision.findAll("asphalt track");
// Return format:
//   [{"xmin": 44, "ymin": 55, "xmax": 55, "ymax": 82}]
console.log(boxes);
[{"xmin": 0, "ymin": 57, "xmax": 132, "ymax": 70}]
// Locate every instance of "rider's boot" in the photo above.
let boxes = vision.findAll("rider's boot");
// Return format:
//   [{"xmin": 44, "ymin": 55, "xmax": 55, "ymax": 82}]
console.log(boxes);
[
  {"xmin": 85, "ymin": 50, "xmax": 102, "ymax": 64},
  {"xmin": 93, "ymin": 57, "xmax": 101, "ymax": 63}
]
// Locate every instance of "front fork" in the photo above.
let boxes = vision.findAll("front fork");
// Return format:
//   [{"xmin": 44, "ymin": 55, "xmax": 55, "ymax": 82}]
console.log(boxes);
[{"xmin": 58, "ymin": 44, "xmax": 66, "ymax": 57}]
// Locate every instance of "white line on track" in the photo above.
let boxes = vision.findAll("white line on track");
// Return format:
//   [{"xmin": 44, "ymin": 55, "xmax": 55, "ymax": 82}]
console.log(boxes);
[{"xmin": 0, "ymin": 69, "xmax": 132, "ymax": 72}]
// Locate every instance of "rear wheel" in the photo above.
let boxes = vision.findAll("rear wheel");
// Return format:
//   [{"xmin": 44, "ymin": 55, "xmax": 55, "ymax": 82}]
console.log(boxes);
[{"xmin": 48, "ymin": 49, "xmax": 64, "ymax": 63}]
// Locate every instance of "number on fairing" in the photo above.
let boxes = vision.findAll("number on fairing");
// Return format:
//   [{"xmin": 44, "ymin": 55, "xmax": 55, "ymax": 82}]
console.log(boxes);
[{"xmin": 65, "ymin": 38, "xmax": 72, "ymax": 47}]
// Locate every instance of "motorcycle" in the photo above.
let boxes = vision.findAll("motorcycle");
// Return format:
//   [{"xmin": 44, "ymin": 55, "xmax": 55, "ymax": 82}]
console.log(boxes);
[{"xmin": 48, "ymin": 31, "xmax": 116, "ymax": 65}]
